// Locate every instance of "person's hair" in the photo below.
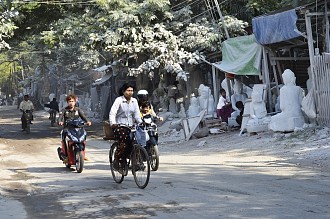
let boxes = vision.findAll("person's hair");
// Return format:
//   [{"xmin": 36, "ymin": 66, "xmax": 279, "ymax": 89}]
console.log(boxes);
[
  {"xmin": 118, "ymin": 83, "xmax": 135, "ymax": 96},
  {"xmin": 236, "ymin": 101, "xmax": 244, "ymax": 109},
  {"xmin": 141, "ymin": 101, "xmax": 151, "ymax": 109},
  {"xmin": 66, "ymin": 94, "xmax": 77, "ymax": 102},
  {"xmin": 24, "ymin": 94, "xmax": 29, "ymax": 98},
  {"xmin": 220, "ymin": 88, "xmax": 226, "ymax": 94},
  {"xmin": 52, "ymin": 98, "xmax": 56, "ymax": 101}
]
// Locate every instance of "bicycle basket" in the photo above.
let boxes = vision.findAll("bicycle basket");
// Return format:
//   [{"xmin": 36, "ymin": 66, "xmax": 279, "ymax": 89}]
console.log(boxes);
[{"xmin": 103, "ymin": 121, "xmax": 115, "ymax": 140}]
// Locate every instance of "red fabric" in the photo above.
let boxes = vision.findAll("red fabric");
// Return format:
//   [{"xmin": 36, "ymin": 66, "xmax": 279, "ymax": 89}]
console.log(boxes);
[{"xmin": 216, "ymin": 105, "xmax": 233, "ymax": 123}]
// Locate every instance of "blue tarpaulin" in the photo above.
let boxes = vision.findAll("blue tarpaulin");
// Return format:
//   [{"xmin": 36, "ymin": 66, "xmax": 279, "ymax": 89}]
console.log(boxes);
[{"xmin": 252, "ymin": 9, "xmax": 303, "ymax": 45}]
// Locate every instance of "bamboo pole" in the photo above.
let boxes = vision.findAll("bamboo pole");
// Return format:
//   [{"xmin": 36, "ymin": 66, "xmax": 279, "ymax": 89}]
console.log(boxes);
[
  {"xmin": 262, "ymin": 47, "xmax": 273, "ymax": 112},
  {"xmin": 305, "ymin": 10, "xmax": 320, "ymax": 123}
]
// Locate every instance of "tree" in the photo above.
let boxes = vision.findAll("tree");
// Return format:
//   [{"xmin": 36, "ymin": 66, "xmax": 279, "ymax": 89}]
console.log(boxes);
[
  {"xmin": 0, "ymin": 0, "xmax": 18, "ymax": 50},
  {"xmin": 1, "ymin": 0, "xmax": 292, "ymax": 93}
]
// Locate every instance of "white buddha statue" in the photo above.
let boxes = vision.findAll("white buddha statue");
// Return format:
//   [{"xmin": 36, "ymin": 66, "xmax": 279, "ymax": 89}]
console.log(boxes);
[
  {"xmin": 246, "ymin": 84, "xmax": 271, "ymax": 133},
  {"xmin": 269, "ymin": 69, "xmax": 305, "ymax": 132},
  {"xmin": 221, "ymin": 78, "xmax": 233, "ymax": 99},
  {"xmin": 228, "ymin": 80, "xmax": 248, "ymax": 127},
  {"xmin": 197, "ymin": 84, "xmax": 215, "ymax": 116},
  {"xmin": 187, "ymin": 95, "xmax": 201, "ymax": 117}
]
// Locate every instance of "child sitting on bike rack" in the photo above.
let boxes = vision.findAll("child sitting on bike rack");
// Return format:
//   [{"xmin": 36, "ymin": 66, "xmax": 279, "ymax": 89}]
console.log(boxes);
[{"xmin": 139, "ymin": 101, "xmax": 161, "ymax": 152}]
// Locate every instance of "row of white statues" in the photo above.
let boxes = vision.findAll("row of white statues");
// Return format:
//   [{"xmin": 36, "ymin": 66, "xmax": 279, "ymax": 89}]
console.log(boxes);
[{"xmin": 184, "ymin": 68, "xmax": 307, "ymax": 133}]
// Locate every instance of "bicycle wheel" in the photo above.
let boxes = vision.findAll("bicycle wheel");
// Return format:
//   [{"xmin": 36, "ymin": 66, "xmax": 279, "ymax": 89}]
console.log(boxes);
[
  {"xmin": 150, "ymin": 144, "xmax": 159, "ymax": 171},
  {"xmin": 75, "ymin": 150, "xmax": 84, "ymax": 173},
  {"xmin": 132, "ymin": 144, "xmax": 150, "ymax": 189},
  {"xmin": 109, "ymin": 142, "xmax": 124, "ymax": 183}
]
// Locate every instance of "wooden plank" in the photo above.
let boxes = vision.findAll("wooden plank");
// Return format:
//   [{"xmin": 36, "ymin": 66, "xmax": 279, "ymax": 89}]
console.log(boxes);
[{"xmin": 181, "ymin": 110, "xmax": 206, "ymax": 141}]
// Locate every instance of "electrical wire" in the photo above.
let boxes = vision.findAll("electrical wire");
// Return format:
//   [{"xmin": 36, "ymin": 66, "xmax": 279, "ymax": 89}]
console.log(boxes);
[{"xmin": 12, "ymin": 0, "xmax": 98, "ymax": 5}]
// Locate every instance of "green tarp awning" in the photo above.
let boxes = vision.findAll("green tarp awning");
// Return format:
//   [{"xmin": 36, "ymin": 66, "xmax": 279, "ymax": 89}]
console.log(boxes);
[{"xmin": 213, "ymin": 34, "xmax": 262, "ymax": 76}]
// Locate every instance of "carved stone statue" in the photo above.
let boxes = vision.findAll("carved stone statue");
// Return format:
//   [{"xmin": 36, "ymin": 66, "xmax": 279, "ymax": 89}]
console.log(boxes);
[
  {"xmin": 269, "ymin": 69, "xmax": 305, "ymax": 132},
  {"xmin": 231, "ymin": 80, "xmax": 248, "ymax": 117},
  {"xmin": 221, "ymin": 78, "xmax": 233, "ymax": 99},
  {"xmin": 153, "ymin": 81, "xmax": 167, "ymax": 110},
  {"xmin": 187, "ymin": 95, "xmax": 201, "ymax": 117},
  {"xmin": 197, "ymin": 84, "xmax": 215, "ymax": 116},
  {"xmin": 228, "ymin": 80, "xmax": 248, "ymax": 127},
  {"xmin": 246, "ymin": 84, "xmax": 271, "ymax": 133}
]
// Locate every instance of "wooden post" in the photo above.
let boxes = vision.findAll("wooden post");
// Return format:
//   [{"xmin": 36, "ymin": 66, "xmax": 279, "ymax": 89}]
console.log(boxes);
[
  {"xmin": 269, "ymin": 51, "xmax": 280, "ymax": 112},
  {"xmin": 305, "ymin": 10, "xmax": 319, "ymax": 120},
  {"xmin": 212, "ymin": 65, "xmax": 218, "ymax": 109},
  {"xmin": 262, "ymin": 47, "xmax": 273, "ymax": 112},
  {"xmin": 325, "ymin": 0, "xmax": 330, "ymax": 52}
]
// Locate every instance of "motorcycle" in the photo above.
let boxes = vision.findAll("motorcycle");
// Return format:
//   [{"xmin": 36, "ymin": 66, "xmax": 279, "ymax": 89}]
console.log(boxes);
[
  {"xmin": 141, "ymin": 114, "xmax": 160, "ymax": 171},
  {"xmin": 22, "ymin": 110, "xmax": 33, "ymax": 134},
  {"xmin": 57, "ymin": 119, "xmax": 87, "ymax": 173}
]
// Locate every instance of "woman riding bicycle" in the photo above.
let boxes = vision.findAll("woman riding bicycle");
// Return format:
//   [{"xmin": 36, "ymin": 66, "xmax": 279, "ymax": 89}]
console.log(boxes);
[{"xmin": 109, "ymin": 83, "xmax": 143, "ymax": 170}]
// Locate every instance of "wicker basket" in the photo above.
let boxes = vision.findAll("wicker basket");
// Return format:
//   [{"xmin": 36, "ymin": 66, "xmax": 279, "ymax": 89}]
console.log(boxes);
[{"xmin": 103, "ymin": 121, "xmax": 115, "ymax": 140}]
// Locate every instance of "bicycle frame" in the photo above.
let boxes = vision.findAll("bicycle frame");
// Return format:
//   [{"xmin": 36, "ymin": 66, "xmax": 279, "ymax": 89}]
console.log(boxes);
[{"xmin": 109, "ymin": 124, "xmax": 150, "ymax": 189}]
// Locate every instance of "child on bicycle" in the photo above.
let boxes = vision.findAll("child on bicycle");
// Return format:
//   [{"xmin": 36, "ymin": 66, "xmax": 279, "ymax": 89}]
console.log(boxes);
[{"xmin": 140, "ymin": 101, "xmax": 160, "ymax": 152}]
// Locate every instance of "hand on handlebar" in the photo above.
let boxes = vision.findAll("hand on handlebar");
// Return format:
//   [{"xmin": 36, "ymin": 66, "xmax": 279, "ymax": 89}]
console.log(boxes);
[
  {"xmin": 86, "ymin": 121, "xmax": 92, "ymax": 126},
  {"xmin": 58, "ymin": 122, "xmax": 64, "ymax": 126}
]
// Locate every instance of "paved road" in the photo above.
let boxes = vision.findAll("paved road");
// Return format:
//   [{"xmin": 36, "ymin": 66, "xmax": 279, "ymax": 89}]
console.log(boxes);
[{"xmin": 1, "ymin": 105, "xmax": 330, "ymax": 218}]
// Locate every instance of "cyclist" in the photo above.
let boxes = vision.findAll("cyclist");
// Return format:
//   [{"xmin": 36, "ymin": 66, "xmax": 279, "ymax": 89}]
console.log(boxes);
[
  {"xmin": 48, "ymin": 97, "xmax": 59, "ymax": 121},
  {"xmin": 109, "ymin": 83, "xmax": 143, "ymax": 172}
]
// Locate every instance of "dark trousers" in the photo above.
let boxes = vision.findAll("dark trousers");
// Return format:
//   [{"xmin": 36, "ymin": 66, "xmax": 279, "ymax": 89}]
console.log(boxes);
[{"xmin": 21, "ymin": 114, "xmax": 27, "ymax": 129}]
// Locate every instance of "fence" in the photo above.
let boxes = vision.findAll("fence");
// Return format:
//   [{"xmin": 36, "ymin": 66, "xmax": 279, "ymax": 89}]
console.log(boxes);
[{"xmin": 313, "ymin": 53, "xmax": 330, "ymax": 126}]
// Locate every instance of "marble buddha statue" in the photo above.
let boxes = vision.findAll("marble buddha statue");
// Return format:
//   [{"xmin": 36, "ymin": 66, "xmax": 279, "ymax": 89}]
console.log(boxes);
[
  {"xmin": 197, "ymin": 84, "xmax": 215, "ymax": 116},
  {"xmin": 228, "ymin": 80, "xmax": 248, "ymax": 127},
  {"xmin": 187, "ymin": 95, "xmax": 201, "ymax": 117},
  {"xmin": 246, "ymin": 84, "xmax": 271, "ymax": 133},
  {"xmin": 269, "ymin": 69, "xmax": 305, "ymax": 132}
]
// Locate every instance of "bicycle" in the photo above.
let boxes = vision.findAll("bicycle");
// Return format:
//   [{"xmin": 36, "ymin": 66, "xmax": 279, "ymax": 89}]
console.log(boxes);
[{"xmin": 109, "ymin": 124, "xmax": 150, "ymax": 189}]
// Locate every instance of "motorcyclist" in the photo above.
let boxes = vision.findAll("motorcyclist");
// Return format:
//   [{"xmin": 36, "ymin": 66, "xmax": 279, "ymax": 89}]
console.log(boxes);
[
  {"xmin": 58, "ymin": 94, "xmax": 91, "ymax": 161},
  {"xmin": 19, "ymin": 94, "xmax": 34, "ymax": 131},
  {"xmin": 48, "ymin": 97, "xmax": 59, "ymax": 119},
  {"xmin": 137, "ymin": 89, "xmax": 163, "ymax": 122}
]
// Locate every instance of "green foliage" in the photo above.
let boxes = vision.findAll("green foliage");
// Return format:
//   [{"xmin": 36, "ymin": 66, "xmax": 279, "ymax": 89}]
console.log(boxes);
[
  {"xmin": 2, "ymin": 0, "xmax": 292, "ymax": 85},
  {"xmin": 0, "ymin": 0, "xmax": 18, "ymax": 50},
  {"xmin": 223, "ymin": 0, "xmax": 291, "ymax": 22}
]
